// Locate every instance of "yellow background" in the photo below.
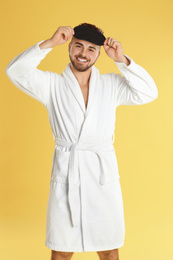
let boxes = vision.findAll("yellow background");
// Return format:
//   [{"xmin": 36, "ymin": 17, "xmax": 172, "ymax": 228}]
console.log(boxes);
[{"xmin": 1, "ymin": 0, "xmax": 173, "ymax": 259}]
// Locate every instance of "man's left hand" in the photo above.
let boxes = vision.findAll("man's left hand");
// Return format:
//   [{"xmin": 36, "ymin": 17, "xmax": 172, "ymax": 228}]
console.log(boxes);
[{"xmin": 103, "ymin": 37, "xmax": 130, "ymax": 66}]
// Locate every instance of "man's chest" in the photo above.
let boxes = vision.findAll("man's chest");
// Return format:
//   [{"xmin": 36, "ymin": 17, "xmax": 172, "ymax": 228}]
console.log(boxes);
[{"xmin": 80, "ymin": 84, "xmax": 89, "ymax": 109}]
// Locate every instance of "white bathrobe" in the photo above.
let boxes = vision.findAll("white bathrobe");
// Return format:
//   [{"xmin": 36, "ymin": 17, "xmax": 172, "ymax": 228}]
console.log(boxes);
[{"xmin": 5, "ymin": 40, "xmax": 158, "ymax": 252}]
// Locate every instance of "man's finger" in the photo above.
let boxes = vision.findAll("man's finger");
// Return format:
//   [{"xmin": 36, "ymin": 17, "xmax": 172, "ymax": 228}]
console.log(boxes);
[
  {"xmin": 104, "ymin": 38, "xmax": 108, "ymax": 46},
  {"xmin": 61, "ymin": 28, "xmax": 73, "ymax": 41},
  {"xmin": 66, "ymin": 26, "xmax": 74, "ymax": 37},
  {"xmin": 103, "ymin": 44, "xmax": 109, "ymax": 52},
  {"xmin": 106, "ymin": 37, "xmax": 120, "ymax": 48}
]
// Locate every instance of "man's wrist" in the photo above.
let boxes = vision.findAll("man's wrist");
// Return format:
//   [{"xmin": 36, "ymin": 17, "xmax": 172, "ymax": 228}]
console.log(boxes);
[
  {"xmin": 39, "ymin": 39, "xmax": 56, "ymax": 49},
  {"xmin": 114, "ymin": 55, "xmax": 131, "ymax": 66}
]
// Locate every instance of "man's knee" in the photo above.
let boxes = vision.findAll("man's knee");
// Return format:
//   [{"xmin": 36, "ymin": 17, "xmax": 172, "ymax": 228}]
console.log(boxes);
[
  {"xmin": 51, "ymin": 250, "xmax": 74, "ymax": 260},
  {"xmin": 97, "ymin": 249, "xmax": 119, "ymax": 260}
]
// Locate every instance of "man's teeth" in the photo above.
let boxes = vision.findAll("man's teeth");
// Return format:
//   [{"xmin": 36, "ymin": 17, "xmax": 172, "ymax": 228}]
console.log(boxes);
[{"xmin": 77, "ymin": 58, "xmax": 87, "ymax": 62}]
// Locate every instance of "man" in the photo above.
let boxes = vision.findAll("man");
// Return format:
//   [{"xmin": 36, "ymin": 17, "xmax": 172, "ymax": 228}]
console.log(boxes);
[{"xmin": 5, "ymin": 23, "xmax": 158, "ymax": 260}]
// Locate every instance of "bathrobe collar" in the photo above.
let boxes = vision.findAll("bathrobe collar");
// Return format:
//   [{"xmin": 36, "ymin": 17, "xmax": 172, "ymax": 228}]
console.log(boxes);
[{"xmin": 62, "ymin": 63, "xmax": 99, "ymax": 116}]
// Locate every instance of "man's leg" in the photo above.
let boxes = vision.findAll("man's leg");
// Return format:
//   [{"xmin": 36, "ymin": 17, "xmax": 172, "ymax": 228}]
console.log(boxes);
[
  {"xmin": 97, "ymin": 249, "xmax": 119, "ymax": 260},
  {"xmin": 51, "ymin": 250, "xmax": 74, "ymax": 260}
]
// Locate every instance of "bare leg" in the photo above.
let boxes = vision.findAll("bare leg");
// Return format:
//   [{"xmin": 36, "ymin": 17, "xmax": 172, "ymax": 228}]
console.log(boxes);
[
  {"xmin": 97, "ymin": 249, "xmax": 119, "ymax": 260},
  {"xmin": 51, "ymin": 250, "xmax": 74, "ymax": 260}
]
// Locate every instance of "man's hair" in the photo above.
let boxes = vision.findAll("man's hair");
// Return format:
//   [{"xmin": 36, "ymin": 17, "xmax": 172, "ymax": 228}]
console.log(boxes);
[{"xmin": 77, "ymin": 22, "xmax": 104, "ymax": 35}]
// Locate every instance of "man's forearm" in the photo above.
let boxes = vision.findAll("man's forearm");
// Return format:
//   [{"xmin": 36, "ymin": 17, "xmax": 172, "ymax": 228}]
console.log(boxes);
[
  {"xmin": 123, "ymin": 56, "xmax": 131, "ymax": 66},
  {"xmin": 114, "ymin": 55, "xmax": 131, "ymax": 66},
  {"xmin": 39, "ymin": 39, "xmax": 56, "ymax": 49}
]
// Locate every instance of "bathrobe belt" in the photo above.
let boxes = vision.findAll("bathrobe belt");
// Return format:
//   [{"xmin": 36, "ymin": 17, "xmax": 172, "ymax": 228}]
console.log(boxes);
[{"xmin": 53, "ymin": 136, "xmax": 115, "ymax": 228}]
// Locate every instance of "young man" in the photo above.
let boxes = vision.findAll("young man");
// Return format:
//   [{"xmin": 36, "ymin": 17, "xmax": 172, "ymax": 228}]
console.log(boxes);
[{"xmin": 6, "ymin": 23, "xmax": 158, "ymax": 260}]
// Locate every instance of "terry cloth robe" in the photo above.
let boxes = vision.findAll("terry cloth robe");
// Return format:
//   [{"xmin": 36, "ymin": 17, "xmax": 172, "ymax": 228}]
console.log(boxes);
[{"xmin": 5, "ymin": 40, "xmax": 158, "ymax": 252}]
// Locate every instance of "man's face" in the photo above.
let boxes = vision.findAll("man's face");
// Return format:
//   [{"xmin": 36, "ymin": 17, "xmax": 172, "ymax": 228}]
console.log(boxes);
[{"xmin": 68, "ymin": 37, "xmax": 100, "ymax": 72}]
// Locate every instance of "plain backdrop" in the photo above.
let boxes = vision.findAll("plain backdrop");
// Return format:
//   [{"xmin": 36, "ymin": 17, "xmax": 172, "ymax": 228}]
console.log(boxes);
[{"xmin": 1, "ymin": 0, "xmax": 173, "ymax": 259}]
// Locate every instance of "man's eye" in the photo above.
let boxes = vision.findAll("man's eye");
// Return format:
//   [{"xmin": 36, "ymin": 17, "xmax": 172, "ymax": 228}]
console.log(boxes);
[
  {"xmin": 76, "ymin": 45, "xmax": 81, "ymax": 48},
  {"xmin": 89, "ymin": 49, "xmax": 94, "ymax": 52}
]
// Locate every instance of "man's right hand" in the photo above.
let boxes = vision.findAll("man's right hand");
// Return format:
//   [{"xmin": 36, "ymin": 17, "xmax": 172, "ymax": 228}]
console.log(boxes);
[{"xmin": 39, "ymin": 26, "xmax": 74, "ymax": 49}]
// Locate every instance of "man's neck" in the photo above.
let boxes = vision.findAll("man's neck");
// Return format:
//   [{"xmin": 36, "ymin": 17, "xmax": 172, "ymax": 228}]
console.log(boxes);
[{"xmin": 70, "ymin": 64, "xmax": 92, "ymax": 86}]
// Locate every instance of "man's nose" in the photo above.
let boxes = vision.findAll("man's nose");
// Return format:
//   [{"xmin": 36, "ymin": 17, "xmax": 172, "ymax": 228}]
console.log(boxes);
[{"xmin": 80, "ymin": 48, "xmax": 87, "ymax": 57}]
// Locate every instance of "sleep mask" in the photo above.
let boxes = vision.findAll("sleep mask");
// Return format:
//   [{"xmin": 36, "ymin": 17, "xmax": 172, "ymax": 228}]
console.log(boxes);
[{"xmin": 73, "ymin": 25, "xmax": 106, "ymax": 46}]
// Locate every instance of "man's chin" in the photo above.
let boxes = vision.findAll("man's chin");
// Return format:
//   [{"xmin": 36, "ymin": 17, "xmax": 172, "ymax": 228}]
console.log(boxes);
[
  {"xmin": 75, "ymin": 66, "xmax": 91, "ymax": 72},
  {"xmin": 71, "ymin": 63, "xmax": 92, "ymax": 72}
]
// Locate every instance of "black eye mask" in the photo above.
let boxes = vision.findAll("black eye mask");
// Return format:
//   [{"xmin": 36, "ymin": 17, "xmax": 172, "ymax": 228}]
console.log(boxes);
[{"xmin": 73, "ymin": 25, "xmax": 106, "ymax": 46}]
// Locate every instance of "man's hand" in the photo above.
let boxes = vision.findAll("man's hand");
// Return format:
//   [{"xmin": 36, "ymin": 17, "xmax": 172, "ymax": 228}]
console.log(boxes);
[
  {"xmin": 39, "ymin": 26, "xmax": 74, "ymax": 49},
  {"xmin": 103, "ymin": 37, "xmax": 130, "ymax": 66},
  {"xmin": 50, "ymin": 26, "xmax": 74, "ymax": 46}
]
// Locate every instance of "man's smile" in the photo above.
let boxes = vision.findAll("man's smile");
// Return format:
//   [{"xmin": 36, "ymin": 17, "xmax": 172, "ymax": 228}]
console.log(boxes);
[{"xmin": 76, "ymin": 57, "xmax": 88, "ymax": 63}]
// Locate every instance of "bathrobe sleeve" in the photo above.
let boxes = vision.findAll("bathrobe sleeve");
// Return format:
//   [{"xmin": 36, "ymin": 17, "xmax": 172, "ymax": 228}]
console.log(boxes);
[
  {"xmin": 112, "ymin": 54, "xmax": 158, "ymax": 106},
  {"xmin": 5, "ymin": 40, "xmax": 53, "ymax": 108}
]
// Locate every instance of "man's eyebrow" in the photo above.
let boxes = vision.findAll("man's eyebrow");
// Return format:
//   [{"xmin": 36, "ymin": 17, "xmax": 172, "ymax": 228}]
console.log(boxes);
[
  {"xmin": 75, "ymin": 42, "xmax": 97, "ymax": 50},
  {"xmin": 75, "ymin": 42, "xmax": 83, "ymax": 46},
  {"xmin": 89, "ymin": 46, "xmax": 97, "ymax": 50}
]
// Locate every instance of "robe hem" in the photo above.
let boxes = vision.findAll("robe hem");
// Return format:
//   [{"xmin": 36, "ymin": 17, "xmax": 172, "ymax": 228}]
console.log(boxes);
[{"xmin": 45, "ymin": 241, "xmax": 124, "ymax": 252}]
